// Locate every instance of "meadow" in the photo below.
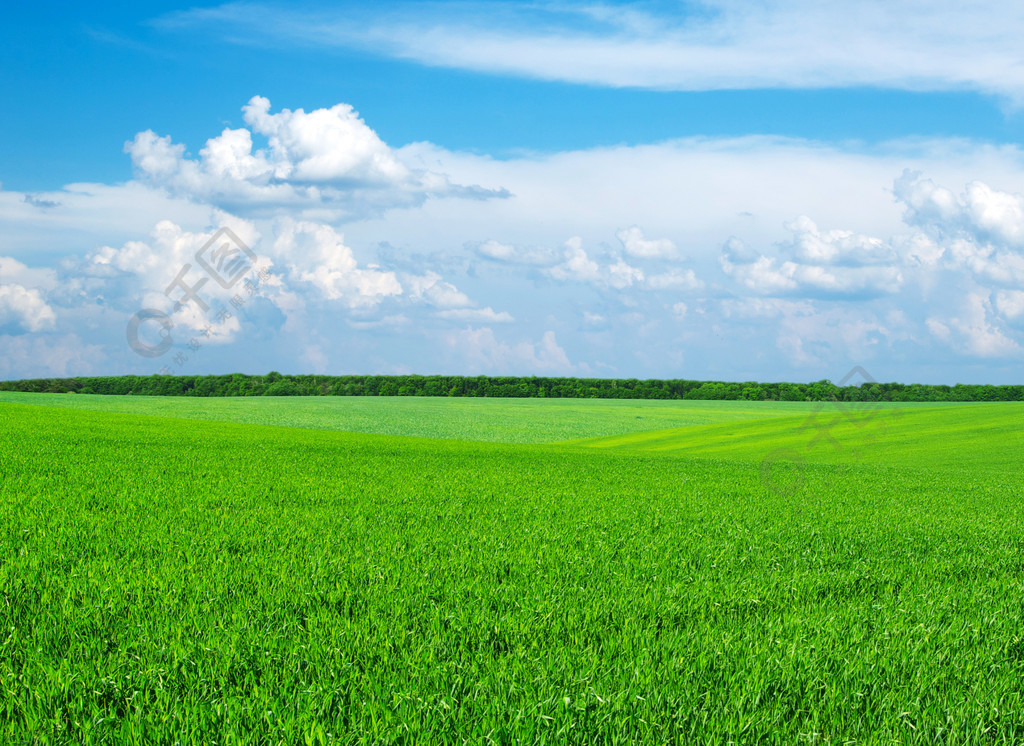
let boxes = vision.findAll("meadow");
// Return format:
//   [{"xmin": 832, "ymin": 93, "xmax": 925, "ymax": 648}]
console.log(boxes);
[
  {"xmin": 0, "ymin": 392, "xmax": 831, "ymax": 443},
  {"xmin": 1, "ymin": 393, "xmax": 1023, "ymax": 743}
]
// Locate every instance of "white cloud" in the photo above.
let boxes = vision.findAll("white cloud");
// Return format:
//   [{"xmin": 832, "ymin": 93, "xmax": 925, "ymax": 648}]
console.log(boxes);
[
  {"xmin": 616, "ymin": 225, "xmax": 678, "ymax": 259},
  {"xmin": 546, "ymin": 237, "xmax": 645, "ymax": 289},
  {"xmin": 473, "ymin": 239, "xmax": 557, "ymax": 265},
  {"xmin": 720, "ymin": 297, "xmax": 815, "ymax": 319},
  {"xmin": 88, "ymin": 218, "xmax": 258, "ymax": 284},
  {"xmin": 8, "ymin": 92, "xmax": 1024, "ymax": 382},
  {"xmin": 365, "ymin": 135, "xmax": 1014, "ymax": 266},
  {"xmin": 900, "ymin": 233, "xmax": 946, "ymax": 269},
  {"xmin": 126, "ymin": 96, "xmax": 505, "ymax": 217},
  {"xmin": 764, "ymin": 305, "xmax": 907, "ymax": 368},
  {"xmin": 0, "ymin": 334, "xmax": 103, "ymax": 378},
  {"xmin": 0, "ymin": 180, "xmax": 213, "ymax": 257},
  {"xmin": 474, "ymin": 239, "xmax": 517, "ymax": 262},
  {"xmin": 346, "ymin": 314, "xmax": 409, "ymax": 330},
  {"xmin": 75, "ymin": 221, "xmax": 264, "ymax": 350},
  {"xmin": 446, "ymin": 327, "xmax": 573, "ymax": 374},
  {"xmin": 647, "ymin": 268, "xmax": 703, "ymax": 291},
  {"xmin": 725, "ymin": 256, "xmax": 903, "ymax": 297},
  {"xmin": 894, "ymin": 171, "xmax": 1024, "ymax": 286},
  {"xmin": 895, "ymin": 170, "xmax": 1024, "ymax": 248},
  {"xmin": 0, "ymin": 256, "xmax": 58, "ymax": 292},
  {"xmin": 720, "ymin": 221, "xmax": 904, "ymax": 298},
  {"xmin": 402, "ymin": 270, "xmax": 472, "ymax": 309},
  {"xmin": 161, "ymin": 2, "xmax": 1024, "ymax": 100},
  {"xmin": 926, "ymin": 292, "xmax": 1022, "ymax": 358},
  {"xmin": 962, "ymin": 181, "xmax": 1024, "ymax": 246},
  {"xmin": 72, "ymin": 210, "xmax": 500, "ymax": 364},
  {"xmin": 546, "ymin": 237, "xmax": 602, "ymax": 284},
  {"xmin": 275, "ymin": 219, "xmax": 402, "ymax": 308},
  {"xmin": 0, "ymin": 284, "xmax": 57, "ymax": 333},
  {"xmin": 995, "ymin": 289, "xmax": 1024, "ymax": 321},
  {"xmin": 781, "ymin": 216, "xmax": 896, "ymax": 266},
  {"xmin": 239, "ymin": 95, "xmax": 410, "ymax": 184},
  {"xmin": 608, "ymin": 257, "xmax": 644, "ymax": 289},
  {"xmin": 926, "ymin": 318, "xmax": 952, "ymax": 343},
  {"xmin": 437, "ymin": 307, "xmax": 514, "ymax": 323}
]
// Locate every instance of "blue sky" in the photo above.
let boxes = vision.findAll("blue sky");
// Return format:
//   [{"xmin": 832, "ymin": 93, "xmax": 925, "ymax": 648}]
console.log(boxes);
[{"xmin": 3, "ymin": 1, "xmax": 1024, "ymax": 383}]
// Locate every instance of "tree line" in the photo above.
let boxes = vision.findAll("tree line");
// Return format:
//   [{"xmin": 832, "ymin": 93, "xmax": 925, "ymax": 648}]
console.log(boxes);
[{"xmin": 1, "ymin": 373, "xmax": 1023, "ymax": 401}]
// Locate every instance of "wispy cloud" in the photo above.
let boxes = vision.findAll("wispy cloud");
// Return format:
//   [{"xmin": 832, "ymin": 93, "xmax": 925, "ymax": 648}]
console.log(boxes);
[{"xmin": 157, "ymin": 1, "xmax": 1024, "ymax": 100}]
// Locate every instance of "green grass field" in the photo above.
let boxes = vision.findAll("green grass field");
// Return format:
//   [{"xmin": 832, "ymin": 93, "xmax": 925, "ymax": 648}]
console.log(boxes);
[
  {"xmin": 2, "ymin": 394, "xmax": 1023, "ymax": 743},
  {"xmin": 0, "ymin": 391, "xmax": 835, "ymax": 443}
]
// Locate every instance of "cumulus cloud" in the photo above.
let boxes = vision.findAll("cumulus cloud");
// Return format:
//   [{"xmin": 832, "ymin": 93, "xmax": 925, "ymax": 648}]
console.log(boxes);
[
  {"xmin": 900, "ymin": 233, "xmax": 946, "ymax": 269},
  {"xmin": 616, "ymin": 225, "xmax": 678, "ymax": 259},
  {"xmin": 608, "ymin": 257, "xmax": 645, "ymax": 289},
  {"xmin": 894, "ymin": 170, "xmax": 1024, "ymax": 285},
  {"xmin": 446, "ymin": 327, "xmax": 573, "ymax": 374},
  {"xmin": 87, "ymin": 219, "xmax": 251, "ymax": 284},
  {"xmin": 86, "ymin": 219, "xmax": 261, "ymax": 292},
  {"xmin": 126, "ymin": 96, "xmax": 506, "ymax": 217},
  {"xmin": 239, "ymin": 96, "xmax": 410, "ymax": 184},
  {"xmin": 545, "ymin": 237, "xmax": 645, "ymax": 290},
  {"xmin": 476, "ymin": 230, "xmax": 702, "ymax": 295},
  {"xmin": 926, "ymin": 292, "xmax": 1022, "ymax": 358},
  {"xmin": 399, "ymin": 271, "xmax": 511, "ymax": 322},
  {"xmin": 0, "ymin": 256, "xmax": 58, "ymax": 291},
  {"xmin": 77, "ymin": 211, "xmax": 503, "ymax": 366},
  {"xmin": 0, "ymin": 257, "xmax": 63, "ymax": 336},
  {"xmin": 896, "ymin": 170, "xmax": 1024, "ymax": 248},
  {"xmin": 0, "ymin": 284, "xmax": 57, "ymax": 333},
  {"xmin": 705, "ymin": 174, "xmax": 1024, "ymax": 362},
  {"xmin": 9, "ymin": 97, "xmax": 1024, "ymax": 380},
  {"xmin": 274, "ymin": 219, "xmax": 402, "ymax": 308},
  {"xmin": 781, "ymin": 216, "xmax": 897, "ymax": 266},
  {"xmin": 546, "ymin": 237, "xmax": 602, "ymax": 284},
  {"xmin": 720, "ymin": 219, "xmax": 904, "ymax": 298},
  {"xmin": 81, "ymin": 220, "xmax": 265, "ymax": 346},
  {"xmin": 474, "ymin": 239, "xmax": 517, "ymax": 262},
  {"xmin": 401, "ymin": 271, "xmax": 472, "ymax": 309},
  {"xmin": 995, "ymin": 289, "xmax": 1024, "ymax": 322}
]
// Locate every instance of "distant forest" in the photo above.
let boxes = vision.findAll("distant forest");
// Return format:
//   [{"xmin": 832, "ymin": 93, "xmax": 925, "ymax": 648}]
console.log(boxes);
[{"xmin": 1, "ymin": 373, "xmax": 1023, "ymax": 401}]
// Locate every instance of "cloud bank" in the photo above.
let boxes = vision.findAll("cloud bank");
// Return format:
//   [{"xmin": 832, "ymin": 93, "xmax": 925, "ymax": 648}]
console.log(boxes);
[{"xmin": 5, "ymin": 95, "xmax": 1024, "ymax": 382}]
